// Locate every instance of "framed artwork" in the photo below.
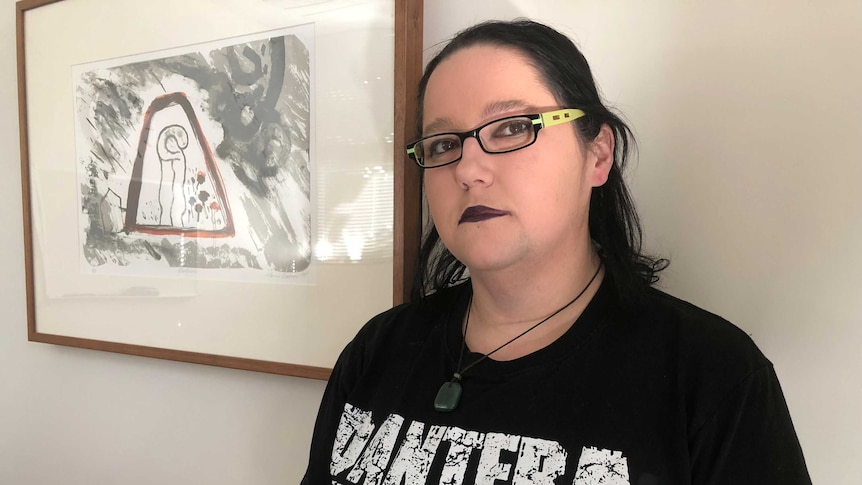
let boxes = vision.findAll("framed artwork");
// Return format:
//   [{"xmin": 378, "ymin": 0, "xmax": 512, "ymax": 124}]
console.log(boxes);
[{"xmin": 16, "ymin": 0, "xmax": 423, "ymax": 379}]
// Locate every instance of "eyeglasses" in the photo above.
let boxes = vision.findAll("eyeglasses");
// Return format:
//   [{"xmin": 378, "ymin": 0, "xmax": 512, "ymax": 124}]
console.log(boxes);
[{"xmin": 406, "ymin": 108, "xmax": 586, "ymax": 169}]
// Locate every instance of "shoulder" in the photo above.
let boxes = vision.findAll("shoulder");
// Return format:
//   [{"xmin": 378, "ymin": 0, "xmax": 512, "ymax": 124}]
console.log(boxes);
[
  {"xmin": 631, "ymin": 290, "xmax": 812, "ymax": 482},
  {"xmin": 634, "ymin": 286, "xmax": 770, "ymax": 370},
  {"xmin": 335, "ymin": 282, "xmax": 468, "ymax": 373},
  {"xmin": 357, "ymin": 282, "xmax": 466, "ymax": 342},
  {"xmin": 619, "ymin": 285, "xmax": 778, "ymax": 431}
]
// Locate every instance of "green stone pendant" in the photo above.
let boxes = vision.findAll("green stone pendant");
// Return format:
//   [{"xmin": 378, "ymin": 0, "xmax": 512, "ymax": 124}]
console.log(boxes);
[{"xmin": 434, "ymin": 380, "xmax": 462, "ymax": 412}]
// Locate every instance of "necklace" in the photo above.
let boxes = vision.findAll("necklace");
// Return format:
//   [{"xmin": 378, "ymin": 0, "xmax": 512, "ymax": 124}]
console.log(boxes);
[{"xmin": 434, "ymin": 261, "xmax": 603, "ymax": 412}]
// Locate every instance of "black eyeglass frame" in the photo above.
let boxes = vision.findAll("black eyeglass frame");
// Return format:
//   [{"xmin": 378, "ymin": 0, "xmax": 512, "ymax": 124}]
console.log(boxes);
[{"xmin": 405, "ymin": 108, "xmax": 586, "ymax": 169}]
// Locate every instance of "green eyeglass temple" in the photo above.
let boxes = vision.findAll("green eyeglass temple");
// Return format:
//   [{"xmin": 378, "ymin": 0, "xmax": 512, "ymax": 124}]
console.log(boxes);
[
  {"xmin": 406, "ymin": 108, "xmax": 586, "ymax": 168},
  {"xmin": 537, "ymin": 108, "xmax": 586, "ymax": 128}
]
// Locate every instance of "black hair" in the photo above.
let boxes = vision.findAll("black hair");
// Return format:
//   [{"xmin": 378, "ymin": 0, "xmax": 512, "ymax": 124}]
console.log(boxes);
[{"xmin": 411, "ymin": 19, "xmax": 667, "ymax": 303}]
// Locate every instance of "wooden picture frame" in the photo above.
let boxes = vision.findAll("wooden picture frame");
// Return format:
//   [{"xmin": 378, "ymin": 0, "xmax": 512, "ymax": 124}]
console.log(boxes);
[{"xmin": 16, "ymin": 0, "xmax": 423, "ymax": 379}]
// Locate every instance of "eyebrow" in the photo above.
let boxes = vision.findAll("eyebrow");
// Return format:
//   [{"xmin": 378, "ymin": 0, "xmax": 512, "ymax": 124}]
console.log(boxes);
[{"xmin": 422, "ymin": 99, "xmax": 535, "ymax": 135}]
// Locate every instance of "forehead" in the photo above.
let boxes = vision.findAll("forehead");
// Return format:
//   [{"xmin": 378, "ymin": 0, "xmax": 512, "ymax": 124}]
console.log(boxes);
[{"xmin": 422, "ymin": 45, "xmax": 558, "ymax": 132}]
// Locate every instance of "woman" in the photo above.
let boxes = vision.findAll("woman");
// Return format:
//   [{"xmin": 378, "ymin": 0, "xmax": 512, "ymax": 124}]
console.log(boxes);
[{"xmin": 303, "ymin": 20, "xmax": 810, "ymax": 484}]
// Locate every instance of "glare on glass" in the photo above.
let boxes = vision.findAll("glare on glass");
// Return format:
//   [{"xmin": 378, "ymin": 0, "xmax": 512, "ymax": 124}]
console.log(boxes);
[{"xmin": 406, "ymin": 108, "xmax": 586, "ymax": 168}]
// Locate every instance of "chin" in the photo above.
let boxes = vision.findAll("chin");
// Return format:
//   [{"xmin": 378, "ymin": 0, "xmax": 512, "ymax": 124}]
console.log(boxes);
[
  {"xmin": 457, "ymin": 253, "xmax": 519, "ymax": 275},
  {"xmin": 449, "ymin": 237, "xmax": 526, "ymax": 271}
]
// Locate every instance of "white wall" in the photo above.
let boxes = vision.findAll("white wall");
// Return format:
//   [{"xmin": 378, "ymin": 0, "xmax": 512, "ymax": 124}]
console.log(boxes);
[
  {"xmin": 3, "ymin": 1, "xmax": 860, "ymax": 484},
  {"xmin": 425, "ymin": 1, "xmax": 862, "ymax": 484}
]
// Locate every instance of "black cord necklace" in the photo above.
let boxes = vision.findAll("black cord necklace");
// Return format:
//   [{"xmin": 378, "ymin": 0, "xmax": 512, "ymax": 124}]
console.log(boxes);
[{"xmin": 434, "ymin": 261, "xmax": 603, "ymax": 412}]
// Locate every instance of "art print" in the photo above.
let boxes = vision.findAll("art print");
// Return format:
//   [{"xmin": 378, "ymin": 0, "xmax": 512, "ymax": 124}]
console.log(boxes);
[{"xmin": 72, "ymin": 24, "xmax": 314, "ymax": 282}]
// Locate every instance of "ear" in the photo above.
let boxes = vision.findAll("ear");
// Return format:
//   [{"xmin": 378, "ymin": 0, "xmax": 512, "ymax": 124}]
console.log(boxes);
[{"xmin": 587, "ymin": 124, "xmax": 614, "ymax": 187}]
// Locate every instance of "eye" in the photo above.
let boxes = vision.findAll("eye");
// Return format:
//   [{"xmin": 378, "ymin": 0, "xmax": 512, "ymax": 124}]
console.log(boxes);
[
  {"xmin": 491, "ymin": 118, "xmax": 532, "ymax": 138},
  {"xmin": 427, "ymin": 137, "xmax": 459, "ymax": 158}
]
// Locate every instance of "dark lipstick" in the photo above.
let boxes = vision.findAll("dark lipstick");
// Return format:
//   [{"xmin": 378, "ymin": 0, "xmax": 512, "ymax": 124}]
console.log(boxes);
[{"xmin": 459, "ymin": 205, "xmax": 509, "ymax": 224}]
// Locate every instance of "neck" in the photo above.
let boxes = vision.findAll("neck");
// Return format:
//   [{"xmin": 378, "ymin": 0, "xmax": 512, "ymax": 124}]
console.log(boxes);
[{"xmin": 464, "ymin": 247, "xmax": 603, "ymax": 359}]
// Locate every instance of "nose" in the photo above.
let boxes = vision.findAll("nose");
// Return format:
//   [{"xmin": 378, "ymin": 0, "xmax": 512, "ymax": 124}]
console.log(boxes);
[{"xmin": 453, "ymin": 136, "xmax": 494, "ymax": 189}]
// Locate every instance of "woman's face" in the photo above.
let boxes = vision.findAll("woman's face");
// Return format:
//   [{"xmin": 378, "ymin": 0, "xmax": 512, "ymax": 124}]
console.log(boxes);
[{"xmin": 422, "ymin": 45, "xmax": 611, "ymax": 276}]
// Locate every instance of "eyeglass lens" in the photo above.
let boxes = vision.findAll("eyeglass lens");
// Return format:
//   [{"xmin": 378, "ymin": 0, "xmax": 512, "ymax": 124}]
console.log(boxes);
[{"xmin": 415, "ymin": 116, "xmax": 536, "ymax": 167}]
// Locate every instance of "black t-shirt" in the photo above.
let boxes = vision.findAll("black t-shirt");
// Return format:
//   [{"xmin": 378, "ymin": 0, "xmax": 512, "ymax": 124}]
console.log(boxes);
[{"xmin": 302, "ymin": 279, "xmax": 811, "ymax": 484}]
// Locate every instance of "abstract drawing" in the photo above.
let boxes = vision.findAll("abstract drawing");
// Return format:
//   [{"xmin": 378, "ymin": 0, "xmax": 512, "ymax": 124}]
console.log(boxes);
[
  {"xmin": 125, "ymin": 92, "xmax": 234, "ymax": 238},
  {"xmin": 73, "ymin": 25, "xmax": 313, "ymax": 279}
]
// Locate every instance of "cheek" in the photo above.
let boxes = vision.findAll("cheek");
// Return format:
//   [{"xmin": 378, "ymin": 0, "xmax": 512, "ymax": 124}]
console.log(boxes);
[
  {"xmin": 423, "ymin": 173, "xmax": 454, "ymax": 219},
  {"xmin": 529, "ymin": 153, "xmax": 590, "ymax": 221}
]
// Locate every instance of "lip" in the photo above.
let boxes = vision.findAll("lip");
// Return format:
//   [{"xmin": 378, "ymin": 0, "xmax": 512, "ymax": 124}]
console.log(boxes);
[{"xmin": 459, "ymin": 205, "xmax": 510, "ymax": 224}]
